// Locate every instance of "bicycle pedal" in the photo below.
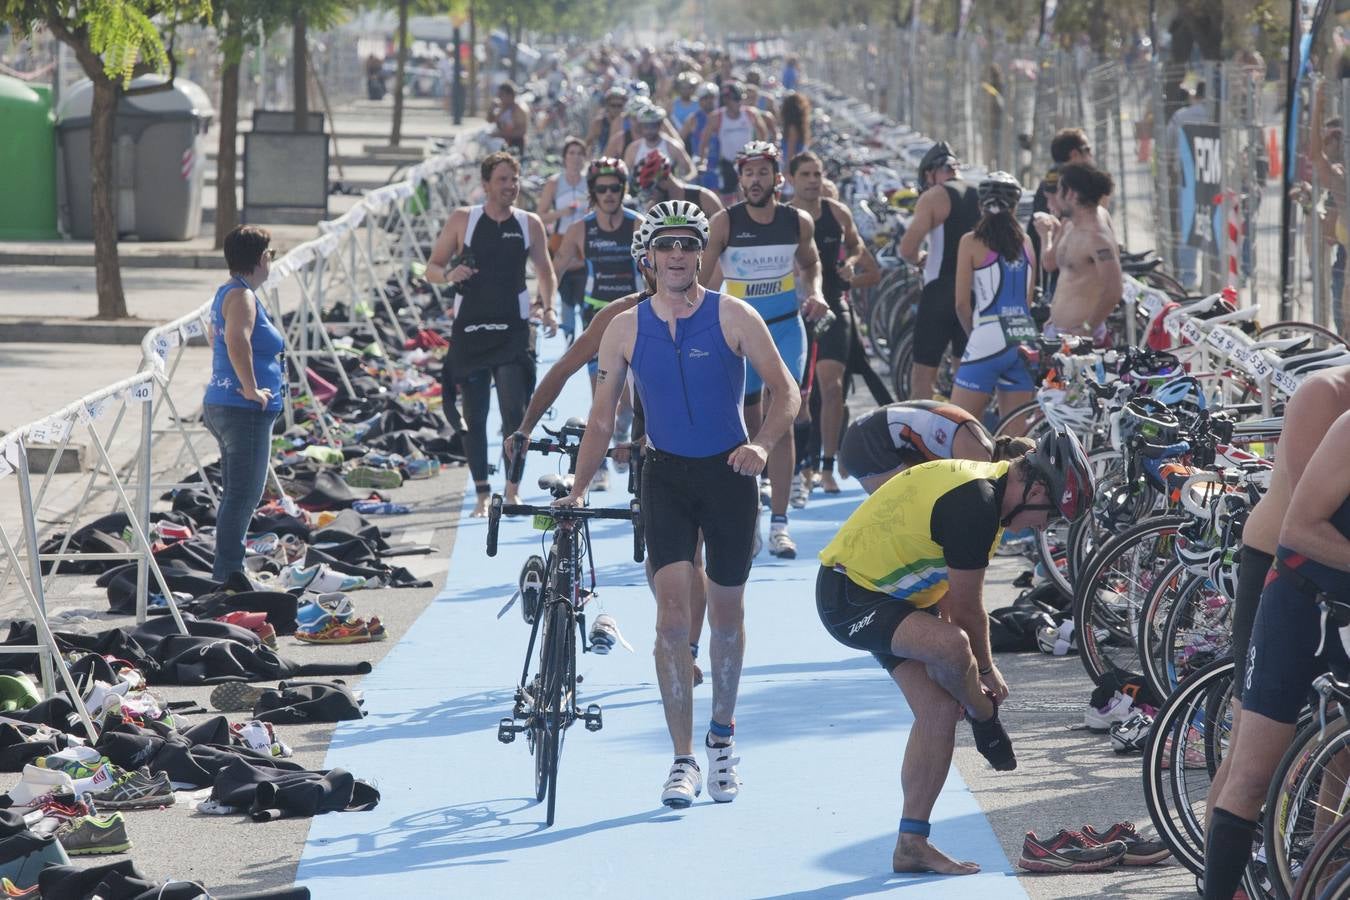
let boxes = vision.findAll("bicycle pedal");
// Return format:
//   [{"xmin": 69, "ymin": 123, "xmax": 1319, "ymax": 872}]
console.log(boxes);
[
  {"xmin": 584, "ymin": 704, "xmax": 603, "ymax": 732},
  {"xmin": 497, "ymin": 717, "xmax": 518, "ymax": 744}
]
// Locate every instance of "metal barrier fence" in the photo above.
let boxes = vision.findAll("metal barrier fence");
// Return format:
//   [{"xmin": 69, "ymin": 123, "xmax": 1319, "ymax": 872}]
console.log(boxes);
[{"xmin": 0, "ymin": 133, "xmax": 482, "ymax": 740}]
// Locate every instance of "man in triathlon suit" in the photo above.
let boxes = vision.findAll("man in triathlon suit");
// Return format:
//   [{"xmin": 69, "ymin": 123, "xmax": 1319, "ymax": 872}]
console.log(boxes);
[
  {"xmin": 789, "ymin": 150, "xmax": 873, "ymax": 494},
  {"xmin": 558, "ymin": 201, "xmax": 801, "ymax": 809},
  {"xmin": 603, "ymin": 97, "xmax": 684, "ymax": 161},
  {"xmin": 680, "ymin": 82, "xmax": 722, "ymax": 192},
  {"xmin": 1200, "ymin": 370, "xmax": 1350, "ymax": 899},
  {"xmin": 506, "ymin": 234, "xmax": 711, "ymax": 688},
  {"xmin": 488, "ymin": 81, "xmax": 528, "ymax": 155},
  {"xmin": 1202, "ymin": 409, "xmax": 1350, "ymax": 900},
  {"xmin": 549, "ymin": 158, "xmax": 642, "ymax": 492},
  {"xmin": 1035, "ymin": 163, "xmax": 1121, "ymax": 342},
  {"xmin": 427, "ymin": 151, "xmax": 556, "ymax": 516},
  {"xmin": 698, "ymin": 82, "xmax": 769, "ymax": 203},
  {"xmin": 586, "ymin": 86, "xmax": 629, "ymax": 154},
  {"xmin": 622, "ymin": 104, "xmax": 697, "ymax": 181},
  {"xmin": 702, "ymin": 141, "xmax": 828, "ymax": 559},
  {"xmin": 635, "ymin": 148, "xmax": 724, "ymax": 219},
  {"xmin": 1027, "ymin": 128, "xmax": 1093, "ymax": 291},
  {"xmin": 840, "ymin": 400, "xmax": 1035, "ymax": 494},
  {"xmin": 817, "ymin": 431, "xmax": 1093, "ymax": 875},
  {"xmin": 898, "ymin": 142, "xmax": 982, "ymax": 402}
]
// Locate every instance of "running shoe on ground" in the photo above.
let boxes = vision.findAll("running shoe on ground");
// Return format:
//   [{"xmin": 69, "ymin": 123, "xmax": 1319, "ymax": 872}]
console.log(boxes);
[
  {"xmin": 344, "ymin": 465, "xmax": 404, "ymax": 489},
  {"xmin": 705, "ymin": 739, "xmax": 741, "ymax": 803},
  {"xmin": 209, "ymin": 682, "xmax": 266, "ymax": 713},
  {"xmin": 215, "ymin": 611, "xmax": 278, "ymax": 648},
  {"xmin": 295, "ymin": 615, "xmax": 386, "ymax": 644},
  {"xmin": 1109, "ymin": 712, "xmax": 1153, "ymax": 754},
  {"xmin": 57, "ymin": 813, "xmax": 130, "ymax": 856},
  {"xmin": 1018, "ymin": 829, "xmax": 1127, "ymax": 872},
  {"xmin": 1082, "ymin": 822, "xmax": 1171, "ymax": 865},
  {"xmin": 83, "ymin": 769, "xmax": 174, "ymax": 810},
  {"xmin": 402, "ymin": 457, "xmax": 441, "ymax": 480},
  {"xmin": 790, "ymin": 473, "xmax": 809, "ymax": 509},
  {"xmin": 0, "ymin": 766, "xmax": 75, "ymax": 810},
  {"xmin": 34, "ymin": 754, "xmax": 113, "ymax": 782},
  {"xmin": 768, "ymin": 528, "xmax": 797, "ymax": 559},
  {"xmin": 1085, "ymin": 691, "xmax": 1135, "ymax": 732},
  {"xmin": 277, "ymin": 563, "xmax": 366, "ymax": 594},
  {"xmin": 27, "ymin": 795, "xmax": 90, "ymax": 837},
  {"xmin": 661, "ymin": 758, "xmax": 703, "ymax": 809},
  {"xmin": 966, "ymin": 709, "xmax": 1017, "ymax": 771},
  {"xmin": 230, "ymin": 720, "xmax": 293, "ymax": 758}
]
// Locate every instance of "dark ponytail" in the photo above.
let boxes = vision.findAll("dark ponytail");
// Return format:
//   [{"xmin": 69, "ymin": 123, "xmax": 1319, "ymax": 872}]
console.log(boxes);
[{"xmin": 973, "ymin": 208, "xmax": 1026, "ymax": 263}]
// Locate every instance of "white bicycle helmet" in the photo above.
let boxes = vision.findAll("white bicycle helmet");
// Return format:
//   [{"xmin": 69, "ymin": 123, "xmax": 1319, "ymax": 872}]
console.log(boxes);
[
  {"xmin": 636, "ymin": 104, "xmax": 667, "ymax": 125},
  {"xmin": 625, "ymin": 96, "xmax": 653, "ymax": 118},
  {"xmin": 637, "ymin": 200, "xmax": 710, "ymax": 249},
  {"xmin": 696, "ymin": 81, "xmax": 719, "ymax": 101}
]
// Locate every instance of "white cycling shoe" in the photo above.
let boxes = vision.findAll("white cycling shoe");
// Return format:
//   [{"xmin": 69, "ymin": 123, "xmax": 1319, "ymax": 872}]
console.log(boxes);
[
  {"xmin": 705, "ymin": 739, "xmax": 742, "ymax": 803},
  {"xmin": 661, "ymin": 758, "xmax": 703, "ymax": 809},
  {"xmin": 768, "ymin": 528, "xmax": 797, "ymax": 559}
]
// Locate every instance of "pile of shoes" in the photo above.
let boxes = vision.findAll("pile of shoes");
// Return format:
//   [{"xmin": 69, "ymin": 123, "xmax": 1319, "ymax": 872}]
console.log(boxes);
[
  {"xmin": 1018, "ymin": 822, "xmax": 1171, "ymax": 872},
  {"xmin": 294, "ymin": 594, "xmax": 385, "ymax": 645}
]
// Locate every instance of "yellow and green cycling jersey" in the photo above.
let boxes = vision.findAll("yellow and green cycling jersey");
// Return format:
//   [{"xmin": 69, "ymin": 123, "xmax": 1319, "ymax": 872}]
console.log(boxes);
[{"xmin": 819, "ymin": 459, "xmax": 1009, "ymax": 608}]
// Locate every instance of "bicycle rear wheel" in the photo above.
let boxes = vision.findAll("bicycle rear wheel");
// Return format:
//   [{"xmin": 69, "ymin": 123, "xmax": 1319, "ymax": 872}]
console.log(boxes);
[
  {"xmin": 1264, "ymin": 713, "xmax": 1350, "ymax": 899},
  {"xmin": 1293, "ymin": 812, "xmax": 1350, "ymax": 899},
  {"xmin": 538, "ymin": 600, "xmax": 571, "ymax": 826}
]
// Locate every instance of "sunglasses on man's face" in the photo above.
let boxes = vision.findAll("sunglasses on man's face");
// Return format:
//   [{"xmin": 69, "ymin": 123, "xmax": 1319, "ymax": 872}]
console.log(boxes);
[
  {"xmin": 650, "ymin": 235, "xmax": 702, "ymax": 252},
  {"xmin": 593, "ymin": 183, "xmax": 624, "ymax": 195},
  {"xmin": 263, "ymin": 248, "xmax": 276, "ymax": 261}
]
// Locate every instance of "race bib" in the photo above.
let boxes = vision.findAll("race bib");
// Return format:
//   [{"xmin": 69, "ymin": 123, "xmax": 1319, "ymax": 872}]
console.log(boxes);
[{"xmin": 999, "ymin": 312, "xmax": 1040, "ymax": 346}]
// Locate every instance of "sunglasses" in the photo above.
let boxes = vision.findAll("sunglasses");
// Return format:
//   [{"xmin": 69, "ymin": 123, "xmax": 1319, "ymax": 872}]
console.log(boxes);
[
  {"xmin": 650, "ymin": 235, "xmax": 703, "ymax": 252},
  {"xmin": 606, "ymin": 102, "xmax": 624, "ymax": 109},
  {"xmin": 263, "ymin": 248, "xmax": 276, "ymax": 261},
  {"xmin": 592, "ymin": 183, "xmax": 624, "ymax": 195}
]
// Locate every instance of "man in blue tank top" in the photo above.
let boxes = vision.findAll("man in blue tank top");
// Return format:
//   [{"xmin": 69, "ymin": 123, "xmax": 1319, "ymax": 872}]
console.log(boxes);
[
  {"xmin": 557, "ymin": 200, "xmax": 800, "ymax": 811},
  {"xmin": 702, "ymin": 140, "xmax": 828, "ymax": 561}
]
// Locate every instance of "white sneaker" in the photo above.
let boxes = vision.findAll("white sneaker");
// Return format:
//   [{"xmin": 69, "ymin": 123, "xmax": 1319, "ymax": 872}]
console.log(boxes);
[
  {"xmin": 705, "ymin": 740, "xmax": 742, "ymax": 803},
  {"xmin": 3, "ymin": 766, "xmax": 75, "ymax": 810},
  {"xmin": 661, "ymin": 758, "xmax": 703, "ymax": 809},
  {"xmin": 768, "ymin": 528, "xmax": 797, "ymax": 559},
  {"xmin": 790, "ymin": 473, "xmax": 809, "ymax": 509},
  {"xmin": 1085, "ymin": 691, "xmax": 1135, "ymax": 732}
]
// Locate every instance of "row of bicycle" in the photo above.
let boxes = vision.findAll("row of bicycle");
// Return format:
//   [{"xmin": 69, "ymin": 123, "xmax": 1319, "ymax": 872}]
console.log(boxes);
[{"xmin": 954, "ymin": 269, "xmax": 1350, "ymax": 896}]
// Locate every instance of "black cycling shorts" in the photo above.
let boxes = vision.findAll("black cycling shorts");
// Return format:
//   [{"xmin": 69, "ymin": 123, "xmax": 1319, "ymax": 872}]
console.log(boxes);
[
  {"xmin": 816, "ymin": 302, "xmax": 853, "ymax": 365},
  {"xmin": 1230, "ymin": 546, "xmax": 1274, "ymax": 699},
  {"xmin": 718, "ymin": 159, "xmax": 740, "ymax": 196},
  {"xmin": 1242, "ymin": 553, "xmax": 1350, "ymax": 724},
  {"xmin": 816, "ymin": 565, "xmax": 936, "ymax": 673},
  {"xmin": 912, "ymin": 279, "xmax": 968, "ymax": 368},
  {"xmin": 641, "ymin": 445, "xmax": 757, "ymax": 587}
]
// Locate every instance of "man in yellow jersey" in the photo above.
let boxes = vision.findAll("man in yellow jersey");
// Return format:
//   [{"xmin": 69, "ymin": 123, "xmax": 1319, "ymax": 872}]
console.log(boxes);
[{"xmin": 816, "ymin": 430, "xmax": 1094, "ymax": 876}]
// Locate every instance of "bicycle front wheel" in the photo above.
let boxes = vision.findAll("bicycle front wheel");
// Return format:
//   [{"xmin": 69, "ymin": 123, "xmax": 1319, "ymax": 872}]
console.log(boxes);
[{"xmin": 538, "ymin": 600, "xmax": 571, "ymax": 826}]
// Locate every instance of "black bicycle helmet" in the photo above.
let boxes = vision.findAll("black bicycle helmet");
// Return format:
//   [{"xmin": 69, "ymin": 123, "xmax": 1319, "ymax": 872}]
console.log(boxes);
[
  {"xmin": 917, "ymin": 141, "xmax": 959, "ymax": 184},
  {"xmin": 1018, "ymin": 429, "xmax": 1095, "ymax": 523},
  {"xmin": 978, "ymin": 171, "xmax": 1022, "ymax": 213}
]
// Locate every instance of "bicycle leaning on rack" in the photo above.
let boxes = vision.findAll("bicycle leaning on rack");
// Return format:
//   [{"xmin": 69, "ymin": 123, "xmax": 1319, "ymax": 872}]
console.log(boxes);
[{"xmin": 485, "ymin": 417, "xmax": 644, "ymax": 826}]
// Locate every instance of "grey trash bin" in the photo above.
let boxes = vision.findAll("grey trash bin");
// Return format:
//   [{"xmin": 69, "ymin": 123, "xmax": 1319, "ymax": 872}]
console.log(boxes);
[{"xmin": 56, "ymin": 75, "xmax": 214, "ymax": 241}]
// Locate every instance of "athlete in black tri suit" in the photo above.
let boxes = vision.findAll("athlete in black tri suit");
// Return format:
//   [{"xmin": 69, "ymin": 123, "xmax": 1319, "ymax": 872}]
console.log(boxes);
[
  {"xmin": 789, "ymin": 150, "xmax": 877, "ymax": 496},
  {"xmin": 426, "ymin": 151, "xmax": 557, "ymax": 517},
  {"xmin": 898, "ymin": 142, "xmax": 982, "ymax": 402},
  {"xmin": 1202, "ymin": 409, "xmax": 1350, "ymax": 900}
]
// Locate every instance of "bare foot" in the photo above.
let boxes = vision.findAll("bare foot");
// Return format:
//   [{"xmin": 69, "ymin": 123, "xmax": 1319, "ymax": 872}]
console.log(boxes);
[
  {"xmin": 820, "ymin": 471, "xmax": 841, "ymax": 493},
  {"xmin": 504, "ymin": 488, "xmax": 521, "ymax": 505},
  {"xmin": 892, "ymin": 837, "xmax": 980, "ymax": 876},
  {"xmin": 471, "ymin": 495, "xmax": 490, "ymax": 517}
]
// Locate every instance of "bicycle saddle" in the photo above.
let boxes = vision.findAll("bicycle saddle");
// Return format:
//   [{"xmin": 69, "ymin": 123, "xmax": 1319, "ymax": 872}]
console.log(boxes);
[{"xmin": 539, "ymin": 473, "xmax": 576, "ymax": 497}]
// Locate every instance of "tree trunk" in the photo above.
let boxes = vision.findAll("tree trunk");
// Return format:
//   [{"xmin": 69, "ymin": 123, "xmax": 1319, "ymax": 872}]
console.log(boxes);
[
  {"xmin": 292, "ymin": 11, "xmax": 308, "ymax": 130},
  {"xmin": 215, "ymin": 20, "xmax": 243, "ymax": 249},
  {"xmin": 90, "ymin": 77, "xmax": 128, "ymax": 319},
  {"xmin": 391, "ymin": 0, "xmax": 409, "ymax": 146},
  {"xmin": 468, "ymin": 1, "xmax": 478, "ymax": 116}
]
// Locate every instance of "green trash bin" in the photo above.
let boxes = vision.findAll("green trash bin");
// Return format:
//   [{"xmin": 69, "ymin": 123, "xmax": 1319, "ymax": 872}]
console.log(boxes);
[{"xmin": 0, "ymin": 75, "xmax": 59, "ymax": 239}]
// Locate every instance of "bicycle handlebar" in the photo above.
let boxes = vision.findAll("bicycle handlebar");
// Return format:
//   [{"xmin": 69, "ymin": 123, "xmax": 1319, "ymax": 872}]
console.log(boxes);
[{"xmin": 486, "ymin": 495, "xmax": 644, "ymax": 564}]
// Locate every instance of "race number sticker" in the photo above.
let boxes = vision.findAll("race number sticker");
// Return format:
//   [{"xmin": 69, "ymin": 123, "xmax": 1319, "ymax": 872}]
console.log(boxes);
[
  {"xmin": 1140, "ymin": 292, "xmax": 1165, "ymax": 315},
  {"xmin": 1180, "ymin": 319, "xmax": 1203, "ymax": 344},
  {"xmin": 1245, "ymin": 352, "xmax": 1272, "ymax": 379},
  {"xmin": 1272, "ymin": 369, "xmax": 1301, "ymax": 395},
  {"xmin": 180, "ymin": 319, "xmax": 205, "ymax": 339},
  {"xmin": 129, "ymin": 382, "xmax": 153, "ymax": 403}
]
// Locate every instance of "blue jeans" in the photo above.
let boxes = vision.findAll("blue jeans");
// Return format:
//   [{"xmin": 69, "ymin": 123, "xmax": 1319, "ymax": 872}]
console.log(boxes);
[{"xmin": 203, "ymin": 403, "xmax": 278, "ymax": 581}]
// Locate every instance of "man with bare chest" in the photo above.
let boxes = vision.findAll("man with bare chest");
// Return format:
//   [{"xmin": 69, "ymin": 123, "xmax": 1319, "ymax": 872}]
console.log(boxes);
[{"xmin": 1033, "ymin": 163, "xmax": 1122, "ymax": 342}]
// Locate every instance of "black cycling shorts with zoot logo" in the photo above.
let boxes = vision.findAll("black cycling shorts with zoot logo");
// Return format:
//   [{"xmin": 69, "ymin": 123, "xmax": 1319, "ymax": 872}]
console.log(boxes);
[{"xmin": 815, "ymin": 566, "xmax": 937, "ymax": 673}]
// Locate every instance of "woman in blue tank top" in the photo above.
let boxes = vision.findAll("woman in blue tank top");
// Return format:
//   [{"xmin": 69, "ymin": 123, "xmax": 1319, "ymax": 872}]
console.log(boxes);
[{"xmin": 203, "ymin": 225, "xmax": 286, "ymax": 582}]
